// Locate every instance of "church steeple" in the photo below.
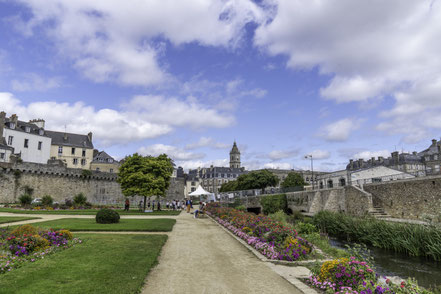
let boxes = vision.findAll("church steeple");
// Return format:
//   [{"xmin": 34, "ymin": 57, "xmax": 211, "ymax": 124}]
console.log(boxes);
[{"xmin": 229, "ymin": 141, "xmax": 241, "ymax": 168}]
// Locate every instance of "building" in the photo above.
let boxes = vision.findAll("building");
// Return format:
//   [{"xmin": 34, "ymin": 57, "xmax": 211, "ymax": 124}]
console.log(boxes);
[
  {"xmin": 261, "ymin": 168, "xmax": 329, "ymax": 188},
  {"xmin": 317, "ymin": 170, "xmax": 349, "ymax": 189},
  {"xmin": 419, "ymin": 139, "xmax": 441, "ymax": 175},
  {"xmin": 350, "ymin": 166, "xmax": 415, "ymax": 187},
  {"xmin": 45, "ymin": 130, "xmax": 94, "ymax": 169},
  {"xmin": 90, "ymin": 150, "xmax": 120, "ymax": 173},
  {"xmin": 346, "ymin": 151, "xmax": 425, "ymax": 177},
  {"xmin": 187, "ymin": 142, "xmax": 246, "ymax": 195},
  {"xmin": 1, "ymin": 112, "xmax": 51, "ymax": 164},
  {"xmin": 0, "ymin": 137, "xmax": 14, "ymax": 163}
]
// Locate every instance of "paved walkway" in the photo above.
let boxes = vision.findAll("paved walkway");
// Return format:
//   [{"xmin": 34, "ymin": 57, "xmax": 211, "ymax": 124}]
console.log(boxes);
[{"xmin": 141, "ymin": 211, "xmax": 302, "ymax": 294}]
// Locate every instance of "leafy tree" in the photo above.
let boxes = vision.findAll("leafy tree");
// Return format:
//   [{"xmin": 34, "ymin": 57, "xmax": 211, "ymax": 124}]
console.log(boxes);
[
  {"xmin": 117, "ymin": 153, "xmax": 174, "ymax": 211},
  {"xmin": 236, "ymin": 169, "xmax": 279, "ymax": 192},
  {"xmin": 281, "ymin": 172, "xmax": 306, "ymax": 189},
  {"xmin": 219, "ymin": 180, "xmax": 239, "ymax": 192}
]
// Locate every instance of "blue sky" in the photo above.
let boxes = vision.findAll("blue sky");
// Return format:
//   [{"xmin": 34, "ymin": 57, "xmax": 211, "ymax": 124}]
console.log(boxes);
[{"xmin": 1, "ymin": 0, "xmax": 441, "ymax": 171}]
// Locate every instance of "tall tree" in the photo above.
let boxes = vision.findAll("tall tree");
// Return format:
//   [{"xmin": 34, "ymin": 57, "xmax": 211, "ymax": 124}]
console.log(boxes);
[
  {"xmin": 219, "ymin": 180, "xmax": 239, "ymax": 192},
  {"xmin": 281, "ymin": 172, "xmax": 306, "ymax": 189},
  {"xmin": 117, "ymin": 153, "xmax": 174, "ymax": 211},
  {"xmin": 237, "ymin": 170, "xmax": 279, "ymax": 193}
]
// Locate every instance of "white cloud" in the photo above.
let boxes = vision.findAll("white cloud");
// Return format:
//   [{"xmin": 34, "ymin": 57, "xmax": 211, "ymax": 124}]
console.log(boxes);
[
  {"xmin": 15, "ymin": 0, "xmax": 265, "ymax": 86},
  {"xmin": 176, "ymin": 159, "xmax": 229, "ymax": 171},
  {"xmin": 11, "ymin": 73, "xmax": 62, "ymax": 92},
  {"xmin": 352, "ymin": 150, "xmax": 391, "ymax": 160},
  {"xmin": 268, "ymin": 149, "xmax": 298, "ymax": 161},
  {"xmin": 262, "ymin": 162, "xmax": 293, "ymax": 170},
  {"xmin": 307, "ymin": 149, "xmax": 331, "ymax": 160},
  {"xmin": 320, "ymin": 118, "xmax": 362, "ymax": 142},
  {"xmin": 138, "ymin": 144, "xmax": 205, "ymax": 161},
  {"xmin": 0, "ymin": 92, "xmax": 234, "ymax": 146},
  {"xmin": 254, "ymin": 0, "xmax": 441, "ymax": 143},
  {"xmin": 185, "ymin": 137, "xmax": 230, "ymax": 150}
]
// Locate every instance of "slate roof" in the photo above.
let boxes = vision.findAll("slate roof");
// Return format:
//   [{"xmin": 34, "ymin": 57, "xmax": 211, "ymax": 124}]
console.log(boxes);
[
  {"xmin": 4, "ymin": 118, "xmax": 48, "ymax": 137},
  {"xmin": 45, "ymin": 130, "xmax": 94, "ymax": 149},
  {"xmin": 346, "ymin": 152, "xmax": 423, "ymax": 170},
  {"xmin": 230, "ymin": 141, "xmax": 240, "ymax": 154},
  {"xmin": 92, "ymin": 151, "xmax": 116, "ymax": 163}
]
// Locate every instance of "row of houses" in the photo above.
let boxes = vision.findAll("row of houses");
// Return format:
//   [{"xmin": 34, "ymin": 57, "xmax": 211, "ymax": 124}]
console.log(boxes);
[{"xmin": 0, "ymin": 112, "xmax": 119, "ymax": 173}]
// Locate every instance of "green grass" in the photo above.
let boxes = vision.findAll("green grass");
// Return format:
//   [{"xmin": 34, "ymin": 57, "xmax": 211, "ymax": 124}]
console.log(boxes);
[
  {"xmin": 20, "ymin": 218, "xmax": 176, "ymax": 232},
  {"xmin": 0, "ymin": 233, "xmax": 167, "ymax": 294},
  {"xmin": 0, "ymin": 216, "xmax": 40, "ymax": 224},
  {"xmin": 0, "ymin": 207, "xmax": 181, "ymax": 216}
]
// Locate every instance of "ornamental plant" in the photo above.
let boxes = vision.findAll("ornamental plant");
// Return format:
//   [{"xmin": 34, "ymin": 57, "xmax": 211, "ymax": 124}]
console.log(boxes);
[{"xmin": 96, "ymin": 208, "xmax": 120, "ymax": 224}]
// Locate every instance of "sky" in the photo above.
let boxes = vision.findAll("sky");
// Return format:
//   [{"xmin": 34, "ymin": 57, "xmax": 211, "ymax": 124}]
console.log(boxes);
[{"xmin": 1, "ymin": 0, "xmax": 441, "ymax": 172}]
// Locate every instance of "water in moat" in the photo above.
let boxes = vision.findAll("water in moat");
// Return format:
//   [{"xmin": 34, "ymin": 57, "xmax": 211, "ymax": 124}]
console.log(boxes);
[{"xmin": 329, "ymin": 239, "xmax": 441, "ymax": 288}]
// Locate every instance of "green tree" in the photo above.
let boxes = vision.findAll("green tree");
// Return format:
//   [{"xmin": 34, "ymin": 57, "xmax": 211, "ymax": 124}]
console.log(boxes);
[
  {"xmin": 117, "ymin": 153, "xmax": 174, "ymax": 211},
  {"xmin": 236, "ymin": 170, "xmax": 279, "ymax": 193},
  {"xmin": 281, "ymin": 172, "xmax": 306, "ymax": 189},
  {"xmin": 219, "ymin": 180, "xmax": 239, "ymax": 192}
]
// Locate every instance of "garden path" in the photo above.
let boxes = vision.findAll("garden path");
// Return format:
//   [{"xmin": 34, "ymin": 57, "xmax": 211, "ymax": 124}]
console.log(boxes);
[{"xmin": 141, "ymin": 211, "xmax": 302, "ymax": 294}]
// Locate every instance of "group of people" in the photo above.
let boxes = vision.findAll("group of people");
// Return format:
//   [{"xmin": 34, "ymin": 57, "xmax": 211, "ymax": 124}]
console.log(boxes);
[{"xmin": 124, "ymin": 198, "xmax": 206, "ymax": 217}]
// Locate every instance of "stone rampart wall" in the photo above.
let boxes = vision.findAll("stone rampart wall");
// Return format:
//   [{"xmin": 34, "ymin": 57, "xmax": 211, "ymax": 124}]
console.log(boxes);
[{"xmin": 364, "ymin": 175, "xmax": 441, "ymax": 220}]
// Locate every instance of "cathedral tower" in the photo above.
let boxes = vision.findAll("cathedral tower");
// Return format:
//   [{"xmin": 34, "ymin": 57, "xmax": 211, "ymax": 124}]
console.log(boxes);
[{"xmin": 229, "ymin": 141, "xmax": 241, "ymax": 168}]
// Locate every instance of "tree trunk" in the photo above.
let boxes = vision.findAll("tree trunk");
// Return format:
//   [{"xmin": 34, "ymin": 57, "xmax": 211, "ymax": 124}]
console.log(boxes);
[{"xmin": 143, "ymin": 196, "xmax": 147, "ymax": 212}]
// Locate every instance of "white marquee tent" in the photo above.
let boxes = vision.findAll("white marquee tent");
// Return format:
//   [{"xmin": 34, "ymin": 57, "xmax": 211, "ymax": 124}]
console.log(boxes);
[{"xmin": 189, "ymin": 185, "xmax": 216, "ymax": 201}]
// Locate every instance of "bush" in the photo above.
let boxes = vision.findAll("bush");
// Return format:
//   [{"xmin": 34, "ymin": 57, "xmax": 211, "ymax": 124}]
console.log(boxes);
[
  {"xmin": 268, "ymin": 210, "xmax": 289, "ymax": 225},
  {"xmin": 19, "ymin": 194, "xmax": 32, "ymax": 206},
  {"xmin": 296, "ymin": 222, "xmax": 319, "ymax": 235},
  {"xmin": 73, "ymin": 193, "xmax": 87, "ymax": 206},
  {"xmin": 96, "ymin": 208, "xmax": 120, "ymax": 224},
  {"xmin": 235, "ymin": 205, "xmax": 247, "ymax": 212},
  {"xmin": 64, "ymin": 199, "xmax": 73, "ymax": 207},
  {"xmin": 259, "ymin": 194, "xmax": 287, "ymax": 215},
  {"xmin": 12, "ymin": 224, "xmax": 38, "ymax": 236},
  {"xmin": 41, "ymin": 195, "xmax": 53, "ymax": 206}
]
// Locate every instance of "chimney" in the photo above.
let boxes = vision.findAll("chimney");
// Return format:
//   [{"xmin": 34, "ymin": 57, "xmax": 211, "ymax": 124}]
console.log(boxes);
[
  {"xmin": 0, "ymin": 111, "xmax": 5, "ymax": 136},
  {"xmin": 29, "ymin": 119, "xmax": 45, "ymax": 129},
  {"xmin": 349, "ymin": 159, "xmax": 354, "ymax": 169},
  {"xmin": 10, "ymin": 114, "xmax": 18, "ymax": 127},
  {"xmin": 432, "ymin": 139, "xmax": 437, "ymax": 146},
  {"xmin": 87, "ymin": 132, "xmax": 93, "ymax": 143},
  {"xmin": 412, "ymin": 151, "xmax": 417, "ymax": 155},
  {"xmin": 358, "ymin": 158, "xmax": 364, "ymax": 168},
  {"xmin": 378, "ymin": 156, "xmax": 384, "ymax": 163},
  {"xmin": 371, "ymin": 157, "xmax": 375, "ymax": 165}
]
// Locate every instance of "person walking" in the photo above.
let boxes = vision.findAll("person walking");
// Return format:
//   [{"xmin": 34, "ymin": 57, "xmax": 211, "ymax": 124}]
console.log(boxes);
[
  {"xmin": 124, "ymin": 198, "xmax": 130, "ymax": 211},
  {"xmin": 186, "ymin": 199, "xmax": 191, "ymax": 213},
  {"xmin": 138, "ymin": 200, "xmax": 143, "ymax": 212}
]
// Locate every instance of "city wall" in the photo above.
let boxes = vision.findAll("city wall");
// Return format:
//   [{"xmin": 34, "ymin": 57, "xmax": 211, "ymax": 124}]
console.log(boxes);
[
  {"xmin": 364, "ymin": 175, "xmax": 441, "ymax": 220},
  {"xmin": 0, "ymin": 162, "xmax": 185, "ymax": 205}
]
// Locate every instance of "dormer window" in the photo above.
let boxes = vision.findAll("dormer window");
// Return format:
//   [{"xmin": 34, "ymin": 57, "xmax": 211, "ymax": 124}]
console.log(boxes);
[
  {"xmin": 25, "ymin": 126, "xmax": 31, "ymax": 133},
  {"xmin": 39, "ymin": 129, "xmax": 44, "ymax": 136},
  {"xmin": 108, "ymin": 159, "xmax": 113, "ymax": 163},
  {"xmin": 9, "ymin": 122, "xmax": 15, "ymax": 129}
]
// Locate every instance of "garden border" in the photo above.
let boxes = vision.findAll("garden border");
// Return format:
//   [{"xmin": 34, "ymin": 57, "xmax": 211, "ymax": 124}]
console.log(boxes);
[{"xmin": 207, "ymin": 214, "xmax": 319, "ymax": 294}]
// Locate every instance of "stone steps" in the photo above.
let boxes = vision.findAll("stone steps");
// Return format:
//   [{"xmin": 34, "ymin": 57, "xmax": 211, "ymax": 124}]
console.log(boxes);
[{"xmin": 369, "ymin": 206, "xmax": 391, "ymax": 219}]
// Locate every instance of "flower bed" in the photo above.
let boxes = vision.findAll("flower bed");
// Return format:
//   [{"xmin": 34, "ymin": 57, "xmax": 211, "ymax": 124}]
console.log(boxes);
[
  {"xmin": 0, "ymin": 225, "xmax": 82, "ymax": 274},
  {"xmin": 307, "ymin": 257, "xmax": 434, "ymax": 294},
  {"xmin": 206, "ymin": 204, "xmax": 313, "ymax": 261}
]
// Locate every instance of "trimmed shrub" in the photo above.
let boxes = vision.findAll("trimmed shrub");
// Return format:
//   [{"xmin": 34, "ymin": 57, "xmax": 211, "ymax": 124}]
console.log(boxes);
[
  {"xmin": 19, "ymin": 194, "xmax": 32, "ymax": 206},
  {"xmin": 73, "ymin": 193, "xmax": 87, "ymax": 206},
  {"xmin": 41, "ymin": 195, "xmax": 53, "ymax": 206},
  {"xmin": 259, "ymin": 194, "xmax": 287, "ymax": 215},
  {"xmin": 96, "ymin": 208, "xmax": 120, "ymax": 224}
]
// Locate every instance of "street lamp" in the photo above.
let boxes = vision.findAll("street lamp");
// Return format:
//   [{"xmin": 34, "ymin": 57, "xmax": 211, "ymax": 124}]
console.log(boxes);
[{"xmin": 304, "ymin": 154, "xmax": 314, "ymax": 190}]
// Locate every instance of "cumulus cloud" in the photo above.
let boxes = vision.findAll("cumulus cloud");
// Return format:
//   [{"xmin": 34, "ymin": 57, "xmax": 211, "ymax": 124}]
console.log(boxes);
[
  {"xmin": 306, "ymin": 149, "xmax": 331, "ymax": 160},
  {"xmin": 320, "ymin": 118, "xmax": 362, "ymax": 142},
  {"xmin": 176, "ymin": 159, "xmax": 229, "ymax": 171},
  {"xmin": 254, "ymin": 0, "xmax": 441, "ymax": 143},
  {"xmin": 138, "ymin": 144, "xmax": 205, "ymax": 161},
  {"xmin": 262, "ymin": 162, "xmax": 293, "ymax": 170},
  {"xmin": 0, "ymin": 92, "xmax": 234, "ymax": 146},
  {"xmin": 185, "ymin": 137, "xmax": 230, "ymax": 150},
  {"xmin": 11, "ymin": 73, "xmax": 62, "ymax": 92},
  {"xmin": 352, "ymin": 150, "xmax": 391, "ymax": 160},
  {"xmin": 268, "ymin": 149, "xmax": 298, "ymax": 161},
  {"xmin": 14, "ymin": 0, "xmax": 265, "ymax": 86}
]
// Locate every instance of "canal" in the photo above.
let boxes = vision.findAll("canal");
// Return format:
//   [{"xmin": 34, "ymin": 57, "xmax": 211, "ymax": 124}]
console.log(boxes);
[{"xmin": 330, "ymin": 239, "xmax": 441, "ymax": 288}]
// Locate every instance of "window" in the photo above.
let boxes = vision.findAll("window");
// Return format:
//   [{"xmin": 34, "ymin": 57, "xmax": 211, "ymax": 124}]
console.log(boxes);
[
  {"xmin": 51, "ymin": 157, "xmax": 56, "ymax": 160},
  {"xmin": 82, "ymin": 149, "xmax": 86, "ymax": 157},
  {"xmin": 39, "ymin": 129, "xmax": 44, "ymax": 136},
  {"xmin": 7, "ymin": 136, "xmax": 13, "ymax": 145},
  {"xmin": 191, "ymin": 181, "xmax": 195, "ymax": 186},
  {"xmin": 96, "ymin": 167, "xmax": 100, "ymax": 171},
  {"xmin": 25, "ymin": 126, "xmax": 30, "ymax": 133},
  {"xmin": 107, "ymin": 159, "xmax": 113, "ymax": 163},
  {"xmin": 110, "ymin": 169, "xmax": 114, "ymax": 173},
  {"xmin": 73, "ymin": 158, "xmax": 78, "ymax": 165},
  {"xmin": 191, "ymin": 187, "xmax": 196, "ymax": 192},
  {"xmin": 0, "ymin": 153, "xmax": 4, "ymax": 159},
  {"xmin": 24, "ymin": 139, "xmax": 29, "ymax": 148},
  {"xmin": 38, "ymin": 141, "xmax": 42, "ymax": 150},
  {"xmin": 9, "ymin": 122, "xmax": 15, "ymax": 129},
  {"xmin": 71, "ymin": 147, "xmax": 76, "ymax": 155},
  {"xmin": 81, "ymin": 159, "xmax": 86, "ymax": 166},
  {"xmin": 58, "ymin": 146, "xmax": 63, "ymax": 154}
]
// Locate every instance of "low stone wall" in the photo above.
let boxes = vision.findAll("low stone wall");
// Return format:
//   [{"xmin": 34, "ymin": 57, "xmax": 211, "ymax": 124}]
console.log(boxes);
[
  {"xmin": 237, "ymin": 186, "xmax": 372, "ymax": 216},
  {"xmin": 364, "ymin": 175, "xmax": 441, "ymax": 220}
]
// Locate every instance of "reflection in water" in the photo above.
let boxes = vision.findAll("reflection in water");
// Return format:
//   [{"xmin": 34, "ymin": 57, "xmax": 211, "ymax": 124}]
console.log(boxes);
[{"xmin": 329, "ymin": 239, "xmax": 441, "ymax": 288}]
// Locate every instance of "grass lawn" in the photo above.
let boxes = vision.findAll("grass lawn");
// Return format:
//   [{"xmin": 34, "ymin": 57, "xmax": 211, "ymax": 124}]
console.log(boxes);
[
  {"xmin": 0, "ymin": 216, "xmax": 40, "ymax": 224},
  {"xmin": 0, "ymin": 207, "xmax": 181, "ymax": 216},
  {"xmin": 20, "ymin": 218, "xmax": 176, "ymax": 232},
  {"xmin": 0, "ymin": 233, "xmax": 167, "ymax": 294}
]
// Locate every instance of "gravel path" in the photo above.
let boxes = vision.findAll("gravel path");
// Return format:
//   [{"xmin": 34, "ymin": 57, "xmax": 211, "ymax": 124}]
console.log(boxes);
[{"xmin": 141, "ymin": 211, "xmax": 301, "ymax": 294}]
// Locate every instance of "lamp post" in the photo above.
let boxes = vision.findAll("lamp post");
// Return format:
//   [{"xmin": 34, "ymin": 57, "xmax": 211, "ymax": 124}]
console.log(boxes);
[{"xmin": 305, "ymin": 154, "xmax": 314, "ymax": 190}]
